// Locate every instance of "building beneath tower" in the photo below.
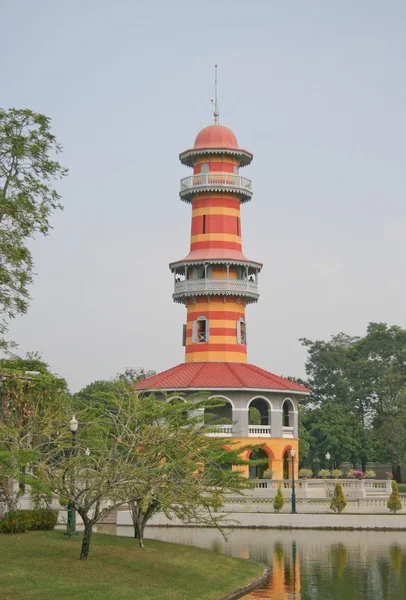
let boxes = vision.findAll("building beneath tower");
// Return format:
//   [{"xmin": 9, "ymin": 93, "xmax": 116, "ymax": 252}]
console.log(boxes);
[{"xmin": 137, "ymin": 122, "xmax": 309, "ymax": 479}]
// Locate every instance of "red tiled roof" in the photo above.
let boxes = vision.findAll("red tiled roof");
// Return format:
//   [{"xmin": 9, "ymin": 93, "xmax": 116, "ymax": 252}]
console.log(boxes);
[{"xmin": 136, "ymin": 362, "xmax": 310, "ymax": 393}]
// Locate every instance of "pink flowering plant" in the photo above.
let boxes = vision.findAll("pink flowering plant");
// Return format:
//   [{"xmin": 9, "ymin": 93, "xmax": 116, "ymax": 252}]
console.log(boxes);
[{"xmin": 351, "ymin": 470, "xmax": 366, "ymax": 480}]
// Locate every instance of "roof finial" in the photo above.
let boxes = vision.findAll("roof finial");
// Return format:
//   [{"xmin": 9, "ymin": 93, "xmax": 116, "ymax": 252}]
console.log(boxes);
[{"xmin": 211, "ymin": 64, "xmax": 219, "ymax": 125}]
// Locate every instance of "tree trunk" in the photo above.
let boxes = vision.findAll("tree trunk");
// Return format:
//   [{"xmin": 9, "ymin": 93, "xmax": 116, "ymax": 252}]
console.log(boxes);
[
  {"xmin": 395, "ymin": 464, "xmax": 402, "ymax": 483},
  {"xmin": 129, "ymin": 501, "xmax": 147, "ymax": 548},
  {"xmin": 80, "ymin": 520, "xmax": 93, "ymax": 560},
  {"xmin": 138, "ymin": 520, "xmax": 146, "ymax": 548}
]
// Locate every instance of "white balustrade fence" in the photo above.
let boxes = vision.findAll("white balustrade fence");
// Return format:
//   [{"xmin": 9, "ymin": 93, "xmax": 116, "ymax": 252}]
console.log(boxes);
[{"xmin": 180, "ymin": 173, "xmax": 252, "ymax": 195}]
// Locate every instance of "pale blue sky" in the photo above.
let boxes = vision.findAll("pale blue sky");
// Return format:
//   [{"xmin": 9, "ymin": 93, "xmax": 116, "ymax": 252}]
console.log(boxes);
[{"xmin": 2, "ymin": 1, "xmax": 405, "ymax": 390}]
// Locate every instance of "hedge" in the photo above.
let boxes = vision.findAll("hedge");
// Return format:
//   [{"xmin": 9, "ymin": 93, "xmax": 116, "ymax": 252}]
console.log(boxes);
[{"xmin": 0, "ymin": 509, "xmax": 59, "ymax": 534}]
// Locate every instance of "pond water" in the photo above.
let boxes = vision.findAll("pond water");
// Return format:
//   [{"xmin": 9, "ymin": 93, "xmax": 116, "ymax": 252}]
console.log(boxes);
[{"xmin": 118, "ymin": 526, "xmax": 406, "ymax": 600}]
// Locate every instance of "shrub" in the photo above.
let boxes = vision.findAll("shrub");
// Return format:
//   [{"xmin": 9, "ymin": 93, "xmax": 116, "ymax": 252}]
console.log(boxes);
[
  {"xmin": 318, "ymin": 469, "xmax": 330, "ymax": 479},
  {"xmin": 385, "ymin": 472, "xmax": 393, "ymax": 480},
  {"xmin": 298, "ymin": 468, "xmax": 313, "ymax": 479},
  {"xmin": 273, "ymin": 484, "xmax": 284, "ymax": 513},
  {"xmin": 387, "ymin": 481, "xmax": 402, "ymax": 514},
  {"xmin": 365, "ymin": 470, "xmax": 376, "ymax": 479},
  {"xmin": 262, "ymin": 469, "xmax": 274, "ymax": 480},
  {"xmin": 331, "ymin": 469, "xmax": 343, "ymax": 479},
  {"xmin": 0, "ymin": 511, "xmax": 31, "ymax": 534},
  {"xmin": 29, "ymin": 509, "xmax": 59, "ymax": 531},
  {"xmin": 0, "ymin": 509, "xmax": 59, "ymax": 534},
  {"xmin": 330, "ymin": 482, "xmax": 347, "ymax": 513}
]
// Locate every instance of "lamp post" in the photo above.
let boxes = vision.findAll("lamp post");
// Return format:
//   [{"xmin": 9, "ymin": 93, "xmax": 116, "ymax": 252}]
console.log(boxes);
[
  {"xmin": 325, "ymin": 452, "xmax": 331, "ymax": 472},
  {"xmin": 65, "ymin": 415, "xmax": 79, "ymax": 536},
  {"xmin": 290, "ymin": 448, "xmax": 297, "ymax": 514}
]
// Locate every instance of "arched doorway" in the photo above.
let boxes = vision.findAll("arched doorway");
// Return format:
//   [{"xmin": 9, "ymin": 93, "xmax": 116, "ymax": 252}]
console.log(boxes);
[{"xmin": 248, "ymin": 448, "xmax": 270, "ymax": 479}]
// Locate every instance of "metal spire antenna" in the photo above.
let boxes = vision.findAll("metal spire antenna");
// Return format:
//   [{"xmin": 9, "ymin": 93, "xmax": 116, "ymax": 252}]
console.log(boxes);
[{"xmin": 211, "ymin": 64, "xmax": 219, "ymax": 124}]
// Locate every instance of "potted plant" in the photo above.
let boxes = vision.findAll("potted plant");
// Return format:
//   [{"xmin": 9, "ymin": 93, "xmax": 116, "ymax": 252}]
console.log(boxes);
[
  {"xmin": 365, "ymin": 470, "xmax": 376, "ymax": 479},
  {"xmin": 262, "ymin": 468, "xmax": 274, "ymax": 480},
  {"xmin": 318, "ymin": 469, "xmax": 330, "ymax": 479},
  {"xmin": 298, "ymin": 468, "xmax": 313, "ymax": 479},
  {"xmin": 331, "ymin": 469, "xmax": 343, "ymax": 479},
  {"xmin": 352, "ymin": 470, "xmax": 366, "ymax": 480}
]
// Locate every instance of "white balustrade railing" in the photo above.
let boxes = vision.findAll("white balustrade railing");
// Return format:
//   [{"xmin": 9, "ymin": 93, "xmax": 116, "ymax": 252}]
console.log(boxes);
[
  {"xmin": 206, "ymin": 424, "xmax": 232, "ymax": 437},
  {"xmin": 180, "ymin": 172, "xmax": 252, "ymax": 195},
  {"xmin": 174, "ymin": 278, "xmax": 258, "ymax": 296},
  {"xmin": 248, "ymin": 425, "xmax": 271, "ymax": 437}
]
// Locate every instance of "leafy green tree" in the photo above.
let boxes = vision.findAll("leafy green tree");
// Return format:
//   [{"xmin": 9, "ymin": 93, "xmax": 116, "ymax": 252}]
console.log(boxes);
[
  {"xmin": 302, "ymin": 402, "xmax": 360, "ymax": 467},
  {"xmin": 298, "ymin": 406, "xmax": 312, "ymax": 466},
  {"xmin": 74, "ymin": 368, "xmax": 156, "ymax": 410},
  {"xmin": 118, "ymin": 393, "xmax": 251, "ymax": 548},
  {"xmin": 0, "ymin": 109, "xmax": 67, "ymax": 349},
  {"xmin": 300, "ymin": 323, "xmax": 406, "ymax": 475},
  {"xmin": 273, "ymin": 484, "xmax": 284, "ymax": 513},
  {"xmin": 387, "ymin": 481, "xmax": 402, "ymax": 514},
  {"xmin": 115, "ymin": 367, "xmax": 156, "ymax": 386},
  {"xmin": 330, "ymin": 482, "xmax": 346, "ymax": 513},
  {"xmin": 249, "ymin": 406, "xmax": 261, "ymax": 425},
  {"xmin": 73, "ymin": 379, "xmax": 125, "ymax": 410},
  {"xmin": 0, "ymin": 361, "xmax": 68, "ymax": 513},
  {"xmin": 4, "ymin": 387, "xmax": 251, "ymax": 558}
]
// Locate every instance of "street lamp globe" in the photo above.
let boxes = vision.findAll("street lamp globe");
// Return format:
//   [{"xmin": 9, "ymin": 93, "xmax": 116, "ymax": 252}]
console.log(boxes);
[
  {"xmin": 325, "ymin": 452, "xmax": 331, "ymax": 461},
  {"xmin": 290, "ymin": 448, "xmax": 296, "ymax": 458},
  {"xmin": 69, "ymin": 416, "xmax": 79, "ymax": 433}
]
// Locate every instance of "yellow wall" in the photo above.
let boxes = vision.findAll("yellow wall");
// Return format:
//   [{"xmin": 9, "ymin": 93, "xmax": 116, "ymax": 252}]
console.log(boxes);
[{"xmin": 230, "ymin": 437, "xmax": 299, "ymax": 479}]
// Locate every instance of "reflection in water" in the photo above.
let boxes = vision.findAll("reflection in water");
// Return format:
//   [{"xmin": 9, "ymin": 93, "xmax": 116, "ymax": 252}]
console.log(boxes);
[{"xmin": 127, "ymin": 527, "xmax": 406, "ymax": 600}]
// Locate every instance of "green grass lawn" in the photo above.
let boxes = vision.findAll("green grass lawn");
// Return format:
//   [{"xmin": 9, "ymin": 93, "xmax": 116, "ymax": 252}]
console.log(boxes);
[
  {"xmin": 398, "ymin": 484, "xmax": 406, "ymax": 494},
  {"xmin": 0, "ymin": 531, "xmax": 263, "ymax": 600}
]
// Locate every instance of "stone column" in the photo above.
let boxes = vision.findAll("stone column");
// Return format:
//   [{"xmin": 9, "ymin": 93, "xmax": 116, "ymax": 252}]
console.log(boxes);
[
  {"xmin": 233, "ymin": 408, "xmax": 249, "ymax": 437},
  {"xmin": 293, "ymin": 409, "xmax": 299, "ymax": 438},
  {"xmin": 272, "ymin": 409, "xmax": 283, "ymax": 438}
]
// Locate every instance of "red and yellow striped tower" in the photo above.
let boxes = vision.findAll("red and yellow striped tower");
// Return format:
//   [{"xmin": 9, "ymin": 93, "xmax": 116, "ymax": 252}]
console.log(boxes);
[
  {"xmin": 137, "ymin": 72, "xmax": 310, "ymax": 479},
  {"xmin": 170, "ymin": 123, "xmax": 262, "ymax": 363}
]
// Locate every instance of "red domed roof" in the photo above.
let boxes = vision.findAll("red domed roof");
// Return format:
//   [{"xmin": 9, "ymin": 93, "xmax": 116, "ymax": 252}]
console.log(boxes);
[{"xmin": 194, "ymin": 124, "xmax": 239, "ymax": 150}]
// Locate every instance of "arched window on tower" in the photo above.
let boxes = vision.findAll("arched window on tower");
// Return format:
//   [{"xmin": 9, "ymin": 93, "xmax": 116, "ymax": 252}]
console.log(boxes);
[
  {"xmin": 236, "ymin": 318, "xmax": 246, "ymax": 345},
  {"xmin": 192, "ymin": 316, "xmax": 209, "ymax": 343}
]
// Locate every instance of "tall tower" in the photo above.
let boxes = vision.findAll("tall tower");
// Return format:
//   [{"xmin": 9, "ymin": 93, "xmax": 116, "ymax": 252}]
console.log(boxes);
[
  {"xmin": 137, "ymin": 77, "xmax": 310, "ymax": 479},
  {"xmin": 170, "ymin": 124, "xmax": 262, "ymax": 364}
]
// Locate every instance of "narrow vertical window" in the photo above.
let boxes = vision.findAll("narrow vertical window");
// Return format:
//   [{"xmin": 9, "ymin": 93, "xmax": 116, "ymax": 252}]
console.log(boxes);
[
  {"xmin": 236, "ymin": 217, "xmax": 240, "ymax": 235},
  {"xmin": 192, "ymin": 316, "xmax": 209, "ymax": 343},
  {"xmin": 203, "ymin": 215, "xmax": 206, "ymax": 234},
  {"xmin": 237, "ymin": 318, "xmax": 246, "ymax": 345}
]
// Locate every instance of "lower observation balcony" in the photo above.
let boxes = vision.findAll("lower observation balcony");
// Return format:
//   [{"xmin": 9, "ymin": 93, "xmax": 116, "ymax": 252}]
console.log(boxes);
[
  {"xmin": 207, "ymin": 425, "xmax": 272, "ymax": 438},
  {"xmin": 248, "ymin": 425, "xmax": 271, "ymax": 438},
  {"xmin": 179, "ymin": 172, "xmax": 253, "ymax": 203},
  {"xmin": 173, "ymin": 278, "xmax": 259, "ymax": 304}
]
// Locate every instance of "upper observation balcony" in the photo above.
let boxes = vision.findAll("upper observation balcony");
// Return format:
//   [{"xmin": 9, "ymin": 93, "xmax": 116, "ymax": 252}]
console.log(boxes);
[{"xmin": 179, "ymin": 172, "xmax": 253, "ymax": 203}]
